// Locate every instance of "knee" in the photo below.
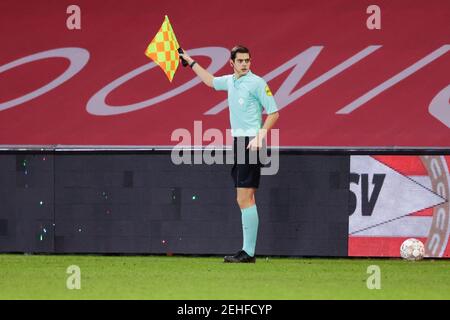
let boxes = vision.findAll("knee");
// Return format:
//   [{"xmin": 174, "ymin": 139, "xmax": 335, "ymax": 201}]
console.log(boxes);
[
  {"xmin": 236, "ymin": 196, "xmax": 246, "ymax": 208},
  {"xmin": 237, "ymin": 194, "xmax": 254, "ymax": 208}
]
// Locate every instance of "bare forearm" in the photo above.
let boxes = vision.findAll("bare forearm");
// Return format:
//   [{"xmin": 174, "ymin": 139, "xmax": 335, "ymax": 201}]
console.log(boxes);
[
  {"xmin": 191, "ymin": 63, "xmax": 214, "ymax": 87},
  {"xmin": 180, "ymin": 52, "xmax": 214, "ymax": 87},
  {"xmin": 259, "ymin": 112, "xmax": 280, "ymax": 139}
]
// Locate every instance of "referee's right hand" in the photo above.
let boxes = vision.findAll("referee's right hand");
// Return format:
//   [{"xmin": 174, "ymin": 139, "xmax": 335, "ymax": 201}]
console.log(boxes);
[
  {"xmin": 179, "ymin": 49, "xmax": 194, "ymax": 65},
  {"xmin": 179, "ymin": 49, "xmax": 214, "ymax": 88}
]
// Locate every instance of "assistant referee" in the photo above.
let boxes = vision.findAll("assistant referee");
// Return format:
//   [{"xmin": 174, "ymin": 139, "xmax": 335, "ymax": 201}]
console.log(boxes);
[{"xmin": 180, "ymin": 45, "xmax": 279, "ymax": 263}]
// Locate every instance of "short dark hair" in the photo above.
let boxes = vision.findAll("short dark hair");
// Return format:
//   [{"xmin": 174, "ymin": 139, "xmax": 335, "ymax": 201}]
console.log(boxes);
[{"xmin": 230, "ymin": 45, "xmax": 251, "ymax": 61}]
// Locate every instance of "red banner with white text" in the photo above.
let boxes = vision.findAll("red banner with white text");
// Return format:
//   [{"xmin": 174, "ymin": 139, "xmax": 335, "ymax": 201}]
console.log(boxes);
[{"xmin": 0, "ymin": 0, "xmax": 449, "ymax": 146}]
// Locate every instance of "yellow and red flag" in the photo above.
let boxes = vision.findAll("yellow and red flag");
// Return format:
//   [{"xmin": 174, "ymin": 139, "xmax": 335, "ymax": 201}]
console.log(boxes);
[{"xmin": 145, "ymin": 15, "xmax": 181, "ymax": 82}]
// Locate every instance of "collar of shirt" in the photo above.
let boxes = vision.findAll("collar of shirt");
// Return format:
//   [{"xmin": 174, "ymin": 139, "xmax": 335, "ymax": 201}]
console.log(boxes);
[{"xmin": 232, "ymin": 70, "xmax": 252, "ymax": 83}]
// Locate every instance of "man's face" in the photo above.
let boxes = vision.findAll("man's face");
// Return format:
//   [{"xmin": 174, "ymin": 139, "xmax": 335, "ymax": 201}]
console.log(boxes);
[{"xmin": 231, "ymin": 52, "xmax": 251, "ymax": 77}]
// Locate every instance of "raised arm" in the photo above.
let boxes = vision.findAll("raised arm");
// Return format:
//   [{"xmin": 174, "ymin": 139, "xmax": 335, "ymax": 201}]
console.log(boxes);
[{"xmin": 179, "ymin": 50, "xmax": 214, "ymax": 88}]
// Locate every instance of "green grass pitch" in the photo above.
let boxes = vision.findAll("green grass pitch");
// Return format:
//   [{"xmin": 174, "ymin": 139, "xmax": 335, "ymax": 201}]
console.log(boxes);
[{"xmin": 0, "ymin": 254, "xmax": 449, "ymax": 300}]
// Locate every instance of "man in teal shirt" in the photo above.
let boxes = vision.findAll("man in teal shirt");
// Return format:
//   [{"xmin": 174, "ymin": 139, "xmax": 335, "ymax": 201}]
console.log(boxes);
[{"xmin": 180, "ymin": 46, "xmax": 280, "ymax": 263}]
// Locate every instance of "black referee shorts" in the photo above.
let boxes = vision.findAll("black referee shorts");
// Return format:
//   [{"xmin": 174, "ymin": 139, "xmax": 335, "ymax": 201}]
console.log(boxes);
[{"xmin": 231, "ymin": 136, "xmax": 266, "ymax": 189}]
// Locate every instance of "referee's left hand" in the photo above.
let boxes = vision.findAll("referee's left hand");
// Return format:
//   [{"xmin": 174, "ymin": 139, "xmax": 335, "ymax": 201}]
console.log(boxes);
[{"xmin": 247, "ymin": 137, "xmax": 263, "ymax": 151}]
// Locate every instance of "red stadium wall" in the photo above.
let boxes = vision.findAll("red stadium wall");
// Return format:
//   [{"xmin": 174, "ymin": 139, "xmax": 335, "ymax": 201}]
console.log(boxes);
[{"xmin": 0, "ymin": 0, "xmax": 449, "ymax": 146}]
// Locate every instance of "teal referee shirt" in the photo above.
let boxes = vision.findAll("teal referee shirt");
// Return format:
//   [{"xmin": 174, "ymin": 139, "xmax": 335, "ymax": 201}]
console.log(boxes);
[{"xmin": 213, "ymin": 71, "xmax": 278, "ymax": 137}]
